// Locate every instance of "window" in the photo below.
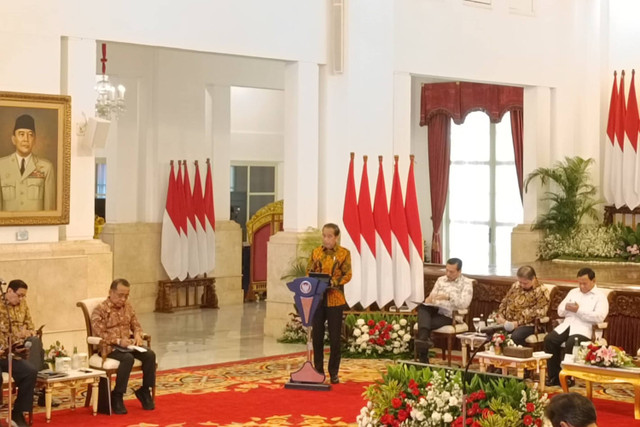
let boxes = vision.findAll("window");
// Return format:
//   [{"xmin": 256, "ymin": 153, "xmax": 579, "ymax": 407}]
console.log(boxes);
[
  {"xmin": 95, "ymin": 159, "xmax": 107, "ymax": 199},
  {"xmin": 444, "ymin": 112, "xmax": 522, "ymax": 274},
  {"xmin": 230, "ymin": 164, "xmax": 277, "ymax": 241}
]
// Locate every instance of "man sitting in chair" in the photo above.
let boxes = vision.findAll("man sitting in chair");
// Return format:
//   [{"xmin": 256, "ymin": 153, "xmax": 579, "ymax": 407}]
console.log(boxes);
[
  {"xmin": 91, "ymin": 278, "xmax": 156, "ymax": 414},
  {"xmin": 544, "ymin": 268, "xmax": 609, "ymax": 387},
  {"xmin": 415, "ymin": 258, "xmax": 473, "ymax": 363},
  {"xmin": 0, "ymin": 280, "xmax": 38, "ymax": 427}
]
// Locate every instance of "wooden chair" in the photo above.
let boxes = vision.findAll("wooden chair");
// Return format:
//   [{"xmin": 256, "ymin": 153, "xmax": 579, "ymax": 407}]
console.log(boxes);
[
  {"xmin": 76, "ymin": 298, "xmax": 156, "ymax": 408},
  {"xmin": 246, "ymin": 199, "xmax": 283, "ymax": 301}
]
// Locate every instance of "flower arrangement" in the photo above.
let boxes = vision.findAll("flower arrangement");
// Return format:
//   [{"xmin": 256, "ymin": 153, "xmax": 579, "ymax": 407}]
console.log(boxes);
[
  {"xmin": 615, "ymin": 225, "xmax": 640, "ymax": 262},
  {"xmin": 44, "ymin": 340, "xmax": 68, "ymax": 366},
  {"xmin": 278, "ymin": 311, "xmax": 307, "ymax": 344},
  {"xmin": 357, "ymin": 363, "xmax": 547, "ymax": 427},
  {"xmin": 344, "ymin": 313, "xmax": 415, "ymax": 358},
  {"xmin": 577, "ymin": 342, "xmax": 634, "ymax": 368}
]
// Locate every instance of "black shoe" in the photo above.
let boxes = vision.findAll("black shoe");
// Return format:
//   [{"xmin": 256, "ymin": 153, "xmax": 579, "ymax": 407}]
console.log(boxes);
[
  {"xmin": 111, "ymin": 391, "xmax": 127, "ymax": 415},
  {"xmin": 330, "ymin": 375, "xmax": 340, "ymax": 384},
  {"xmin": 545, "ymin": 377, "xmax": 560, "ymax": 387},
  {"xmin": 135, "ymin": 387, "xmax": 155, "ymax": 410},
  {"xmin": 418, "ymin": 352, "xmax": 429, "ymax": 364},
  {"xmin": 11, "ymin": 411, "xmax": 28, "ymax": 427},
  {"xmin": 566, "ymin": 377, "xmax": 576, "ymax": 388}
]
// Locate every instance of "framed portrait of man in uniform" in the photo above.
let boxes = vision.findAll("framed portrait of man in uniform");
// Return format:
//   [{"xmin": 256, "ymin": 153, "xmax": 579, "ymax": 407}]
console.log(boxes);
[{"xmin": 0, "ymin": 91, "xmax": 71, "ymax": 225}]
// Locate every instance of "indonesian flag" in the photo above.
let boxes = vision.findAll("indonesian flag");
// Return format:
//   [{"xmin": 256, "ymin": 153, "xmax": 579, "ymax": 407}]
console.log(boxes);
[
  {"xmin": 405, "ymin": 155, "xmax": 424, "ymax": 309},
  {"xmin": 175, "ymin": 162, "xmax": 189, "ymax": 281},
  {"xmin": 183, "ymin": 161, "xmax": 200, "ymax": 278},
  {"xmin": 623, "ymin": 71, "xmax": 640, "ymax": 209},
  {"xmin": 192, "ymin": 162, "xmax": 209, "ymax": 275},
  {"xmin": 161, "ymin": 162, "xmax": 182, "ymax": 280},
  {"xmin": 614, "ymin": 72, "xmax": 627, "ymax": 208},
  {"xmin": 390, "ymin": 156, "xmax": 411, "ymax": 307},
  {"xmin": 343, "ymin": 152, "xmax": 362, "ymax": 307},
  {"xmin": 373, "ymin": 156, "xmax": 393, "ymax": 308},
  {"xmin": 357, "ymin": 156, "xmax": 377, "ymax": 308},
  {"xmin": 604, "ymin": 72, "xmax": 619, "ymax": 205},
  {"xmin": 204, "ymin": 160, "xmax": 216, "ymax": 272}
]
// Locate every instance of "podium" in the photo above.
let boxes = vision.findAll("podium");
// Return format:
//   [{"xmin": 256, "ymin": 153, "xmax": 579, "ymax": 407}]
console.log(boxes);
[{"xmin": 284, "ymin": 275, "xmax": 331, "ymax": 391}]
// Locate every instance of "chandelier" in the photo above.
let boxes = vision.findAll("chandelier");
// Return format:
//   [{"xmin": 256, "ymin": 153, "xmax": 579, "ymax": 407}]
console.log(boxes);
[{"xmin": 95, "ymin": 43, "xmax": 125, "ymax": 120}]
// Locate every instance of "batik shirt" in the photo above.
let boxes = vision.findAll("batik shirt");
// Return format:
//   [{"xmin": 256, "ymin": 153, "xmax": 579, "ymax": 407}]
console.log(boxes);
[
  {"xmin": 306, "ymin": 245, "xmax": 352, "ymax": 307},
  {"xmin": 428, "ymin": 274, "xmax": 474, "ymax": 318},
  {"xmin": 0, "ymin": 297, "xmax": 35, "ymax": 344},
  {"xmin": 91, "ymin": 297, "xmax": 143, "ymax": 355},
  {"xmin": 497, "ymin": 280, "xmax": 550, "ymax": 326}
]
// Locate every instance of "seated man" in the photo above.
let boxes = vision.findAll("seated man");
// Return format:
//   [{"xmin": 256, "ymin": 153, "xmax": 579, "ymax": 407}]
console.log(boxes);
[
  {"xmin": 544, "ymin": 267, "xmax": 609, "ymax": 387},
  {"xmin": 494, "ymin": 265, "xmax": 549, "ymax": 346},
  {"xmin": 415, "ymin": 258, "xmax": 473, "ymax": 363},
  {"xmin": 545, "ymin": 392, "xmax": 598, "ymax": 427},
  {"xmin": 91, "ymin": 278, "xmax": 156, "ymax": 414},
  {"xmin": 0, "ymin": 280, "xmax": 37, "ymax": 427}
]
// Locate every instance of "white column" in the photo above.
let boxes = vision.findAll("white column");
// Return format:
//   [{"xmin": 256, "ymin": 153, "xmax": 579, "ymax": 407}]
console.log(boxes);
[
  {"xmin": 283, "ymin": 62, "xmax": 319, "ymax": 231},
  {"xmin": 60, "ymin": 37, "xmax": 97, "ymax": 240},
  {"xmin": 393, "ymin": 72, "xmax": 413, "ymax": 177},
  {"xmin": 208, "ymin": 85, "xmax": 231, "ymax": 221}
]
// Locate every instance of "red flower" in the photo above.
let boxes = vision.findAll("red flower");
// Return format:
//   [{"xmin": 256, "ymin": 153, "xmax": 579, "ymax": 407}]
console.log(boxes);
[
  {"xmin": 397, "ymin": 410, "xmax": 408, "ymax": 422},
  {"xmin": 476, "ymin": 389, "xmax": 486, "ymax": 400},
  {"xmin": 482, "ymin": 408, "xmax": 493, "ymax": 419},
  {"xmin": 411, "ymin": 388, "xmax": 420, "ymax": 396},
  {"xmin": 368, "ymin": 319, "xmax": 375, "ymax": 327},
  {"xmin": 379, "ymin": 320, "xmax": 387, "ymax": 327},
  {"xmin": 391, "ymin": 397, "xmax": 402, "ymax": 409},
  {"xmin": 523, "ymin": 414, "xmax": 533, "ymax": 426},
  {"xmin": 534, "ymin": 418, "xmax": 542, "ymax": 427},
  {"xmin": 526, "ymin": 402, "xmax": 535, "ymax": 412}
]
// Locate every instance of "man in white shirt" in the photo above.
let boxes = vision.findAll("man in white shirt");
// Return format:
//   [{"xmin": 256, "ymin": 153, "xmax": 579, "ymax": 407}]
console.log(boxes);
[
  {"xmin": 544, "ymin": 268, "xmax": 609, "ymax": 387},
  {"xmin": 415, "ymin": 258, "xmax": 473, "ymax": 363}
]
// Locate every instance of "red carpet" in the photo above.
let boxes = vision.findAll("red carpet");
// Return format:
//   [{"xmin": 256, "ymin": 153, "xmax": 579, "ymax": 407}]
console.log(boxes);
[{"xmin": 23, "ymin": 353, "xmax": 640, "ymax": 426}]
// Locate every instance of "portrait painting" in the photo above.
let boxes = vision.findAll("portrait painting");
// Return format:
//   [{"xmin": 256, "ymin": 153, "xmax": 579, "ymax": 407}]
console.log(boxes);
[{"xmin": 0, "ymin": 91, "xmax": 71, "ymax": 225}]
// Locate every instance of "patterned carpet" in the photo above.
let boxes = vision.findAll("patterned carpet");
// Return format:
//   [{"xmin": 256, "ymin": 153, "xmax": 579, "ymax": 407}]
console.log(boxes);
[{"xmin": 26, "ymin": 351, "xmax": 638, "ymax": 425}]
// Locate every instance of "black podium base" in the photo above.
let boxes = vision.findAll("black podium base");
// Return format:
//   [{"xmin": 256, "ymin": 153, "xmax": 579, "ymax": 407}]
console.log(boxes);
[{"xmin": 284, "ymin": 381, "xmax": 331, "ymax": 391}]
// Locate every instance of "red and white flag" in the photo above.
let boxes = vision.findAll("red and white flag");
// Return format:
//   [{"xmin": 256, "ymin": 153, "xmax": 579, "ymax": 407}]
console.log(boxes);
[
  {"xmin": 358, "ymin": 156, "xmax": 377, "ymax": 308},
  {"xmin": 390, "ymin": 156, "xmax": 411, "ymax": 307},
  {"xmin": 604, "ymin": 72, "xmax": 619, "ymax": 205},
  {"xmin": 343, "ymin": 153, "xmax": 362, "ymax": 307},
  {"xmin": 161, "ymin": 162, "xmax": 182, "ymax": 280},
  {"xmin": 405, "ymin": 155, "xmax": 424, "ymax": 309},
  {"xmin": 204, "ymin": 159, "xmax": 216, "ymax": 272},
  {"xmin": 183, "ymin": 161, "xmax": 200, "ymax": 278},
  {"xmin": 373, "ymin": 156, "xmax": 393, "ymax": 307},
  {"xmin": 175, "ymin": 162, "xmax": 189, "ymax": 281},
  {"xmin": 192, "ymin": 161, "xmax": 209, "ymax": 275},
  {"xmin": 614, "ymin": 72, "xmax": 627, "ymax": 208},
  {"xmin": 624, "ymin": 71, "xmax": 640, "ymax": 209}
]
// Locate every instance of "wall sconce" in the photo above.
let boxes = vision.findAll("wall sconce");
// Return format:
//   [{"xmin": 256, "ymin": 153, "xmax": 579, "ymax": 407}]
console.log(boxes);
[{"xmin": 95, "ymin": 43, "xmax": 125, "ymax": 120}]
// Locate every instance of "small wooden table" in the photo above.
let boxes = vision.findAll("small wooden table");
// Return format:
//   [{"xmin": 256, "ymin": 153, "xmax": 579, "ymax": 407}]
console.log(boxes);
[
  {"xmin": 457, "ymin": 332, "xmax": 490, "ymax": 367},
  {"xmin": 477, "ymin": 351, "xmax": 552, "ymax": 392},
  {"xmin": 560, "ymin": 361, "xmax": 640, "ymax": 419},
  {"xmin": 36, "ymin": 368, "xmax": 105, "ymax": 423}
]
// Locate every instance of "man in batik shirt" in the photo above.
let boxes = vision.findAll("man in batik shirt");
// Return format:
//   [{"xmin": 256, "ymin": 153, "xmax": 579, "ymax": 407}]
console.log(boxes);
[
  {"xmin": 307, "ymin": 223, "xmax": 352, "ymax": 384},
  {"xmin": 91, "ymin": 278, "xmax": 156, "ymax": 414}
]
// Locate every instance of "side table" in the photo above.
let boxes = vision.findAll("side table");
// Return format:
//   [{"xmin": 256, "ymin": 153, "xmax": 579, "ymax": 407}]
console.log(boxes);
[
  {"xmin": 456, "ymin": 332, "xmax": 490, "ymax": 367},
  {"xmin": 36, "ymin": 368, "xmax": 105, "ymax": 423},
  {"xmin": 476, "ymin": 351, "xmax": 552, "ymax": 392}
]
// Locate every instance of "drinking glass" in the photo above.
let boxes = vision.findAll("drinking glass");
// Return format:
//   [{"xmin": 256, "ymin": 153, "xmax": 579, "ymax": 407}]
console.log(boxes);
[{"xmin": 472, "ymin": 317, "xmax": 481, "ymax": 333}]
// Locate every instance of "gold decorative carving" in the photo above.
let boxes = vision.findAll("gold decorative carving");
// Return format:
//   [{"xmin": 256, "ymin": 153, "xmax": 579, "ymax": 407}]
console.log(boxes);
[{"xmin": 246, "ymin": 199, "xmax": 283, "ymax": 244}]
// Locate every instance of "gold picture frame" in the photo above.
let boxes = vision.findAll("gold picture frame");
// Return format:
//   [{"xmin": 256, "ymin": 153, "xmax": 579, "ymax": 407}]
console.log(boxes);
[{"xmin": 0, "ymin": 91, "xmax": 71, "ymax": 225}]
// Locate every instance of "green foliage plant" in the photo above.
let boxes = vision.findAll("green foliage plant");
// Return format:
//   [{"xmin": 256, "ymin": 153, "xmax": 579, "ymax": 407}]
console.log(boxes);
[
  {"xmin": 280, "ymin": 227, "xmax": 322, "ymax": 281},
  {"xmin": 524, "ymin": 156, "xmax": 600, "ymax": 236},
  {"xmin": 616, "ymin": 225, "xmax": 640, "ymax": 262}
]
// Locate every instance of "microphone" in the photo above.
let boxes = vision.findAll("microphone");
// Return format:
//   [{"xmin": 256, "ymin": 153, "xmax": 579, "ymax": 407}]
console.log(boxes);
[
  {"xmin": 24, "ymin": 341, "xmax": 32, "ymax": 350},
  {"xmin": 478, "ymin": 323, "xmax": 505, "ymax": 336}
]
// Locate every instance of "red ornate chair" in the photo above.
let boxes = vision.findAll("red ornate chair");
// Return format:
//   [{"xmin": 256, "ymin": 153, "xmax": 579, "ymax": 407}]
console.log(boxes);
[{"xmin": 246, "ymin": 200, "xmax": 283, "ymax": 301}]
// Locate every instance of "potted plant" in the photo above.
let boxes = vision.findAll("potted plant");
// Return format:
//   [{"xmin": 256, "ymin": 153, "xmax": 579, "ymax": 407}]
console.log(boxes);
[{"xmin": 524, "ymin": 156, "xmax": 600, "ymax": 236}]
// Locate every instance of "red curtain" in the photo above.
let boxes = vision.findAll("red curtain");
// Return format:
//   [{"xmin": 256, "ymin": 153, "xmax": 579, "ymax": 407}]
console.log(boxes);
[
  {"xmin": 510, "ymin": 109, "xmax": 524, "ymax": 202},
  {"xmin": 420, "ymin": 82, "xmax": 523, "ymax": 263},
  {"xmin": 427, "ymin": 114, "xmax": 451, "ymax": 264}
]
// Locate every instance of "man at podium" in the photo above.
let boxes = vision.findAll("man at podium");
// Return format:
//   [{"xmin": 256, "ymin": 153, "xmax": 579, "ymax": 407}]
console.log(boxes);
[{"xmin": 306, "ymin": 223, "xmax": 352, "ymax": 384}]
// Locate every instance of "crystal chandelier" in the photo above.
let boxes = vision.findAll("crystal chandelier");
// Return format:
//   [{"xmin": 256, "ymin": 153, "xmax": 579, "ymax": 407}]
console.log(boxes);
[{"xmin": 95, "ymin": 43, "xmax": 125, "ymax": 120}]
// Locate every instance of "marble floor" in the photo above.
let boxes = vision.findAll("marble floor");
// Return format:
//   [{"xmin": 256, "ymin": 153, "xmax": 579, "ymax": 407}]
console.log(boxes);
[{"xmin": 137, "ymin": 301, "xmax": 306, "ymax": 371}]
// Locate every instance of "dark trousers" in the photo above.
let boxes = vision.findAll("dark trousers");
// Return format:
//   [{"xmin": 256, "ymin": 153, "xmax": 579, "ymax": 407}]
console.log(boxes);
[
  {"xmin": 26, "ymin": 336, "xmax": 45, "ymax": 371},
  {"xmin": 544, "ymin": 329, "xmax": 589, "ymax": 380},
  {"xmin": 416, "ymin": 305, "xmax": 451, "ymax": 359},
  {"xmin": 312, "ymin": 303, "xmax": 344, "ymax": 378},
  {"xmin": 0, "ymin": 358, "xmax": 37, "ymax": 413},
  {"xmin": 510, "ymin": 325, "xmax": 535, "ymax": 346},
  {"xmin": 106, "ymin": 348, "xmax": 156, "ymax": 394}
]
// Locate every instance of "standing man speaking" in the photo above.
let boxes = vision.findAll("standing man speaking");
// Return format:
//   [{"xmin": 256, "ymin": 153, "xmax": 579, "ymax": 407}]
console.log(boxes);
[{"xmin": 0, "ymin": 114, "xmax": 55, "ymax": 211}]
